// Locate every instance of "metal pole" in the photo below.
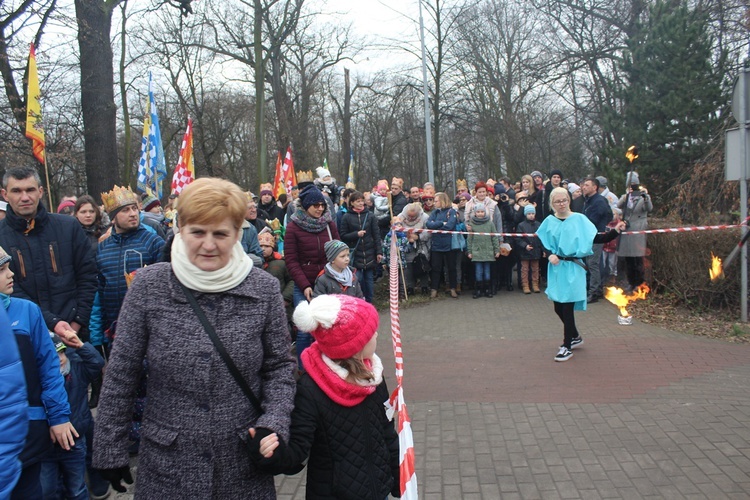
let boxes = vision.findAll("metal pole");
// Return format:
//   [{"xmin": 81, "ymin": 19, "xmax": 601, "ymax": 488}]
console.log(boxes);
[
  {"xmin": 740, "ymin": 69, "xmax": 748, "ymax": 322},
  {"xmin": 418, "ymin": 0, "xmax": 434, "ymax": 185}
]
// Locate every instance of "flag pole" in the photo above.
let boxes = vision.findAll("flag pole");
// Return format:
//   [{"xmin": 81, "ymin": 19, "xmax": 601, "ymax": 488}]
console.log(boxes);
[{"xmin": 43, "ymin": 155, "xmax": 53, "ymax": 210}]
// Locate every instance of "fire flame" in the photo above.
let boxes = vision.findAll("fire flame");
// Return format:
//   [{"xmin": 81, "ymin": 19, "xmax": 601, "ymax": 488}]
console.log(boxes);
[
  {"xmin": 604, "ymin": 283, "xmax": 650, "ymax": 317},
  {"xmin": 709, "ymin": 252, "xmax": 724, "ymax": 282},
  {"xmin": 124, "ymin": 269, "xmax": 139, "ymax": 288},
  {"xmin": 626, "ymin": 145, "xmax": 639, "ymax": 163}
]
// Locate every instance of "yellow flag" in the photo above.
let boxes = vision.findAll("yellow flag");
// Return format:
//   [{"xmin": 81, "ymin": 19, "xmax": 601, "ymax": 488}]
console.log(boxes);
[{"xmin": 25, "ymin": 43, "xmax": 45, "ymax": 164}]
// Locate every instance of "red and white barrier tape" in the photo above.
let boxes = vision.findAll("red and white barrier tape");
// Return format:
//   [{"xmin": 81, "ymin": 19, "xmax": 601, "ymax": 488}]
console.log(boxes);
[
  {"xmin": 401, "ymin": 221, "xmax": 747, "ymax": 238},
  {"xmin": 388, "ymin": 232, "xmax": 418, "ymax": 499}
]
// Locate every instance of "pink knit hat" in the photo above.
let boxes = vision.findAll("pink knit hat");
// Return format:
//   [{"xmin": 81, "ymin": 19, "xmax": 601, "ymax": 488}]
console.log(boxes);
[{"xmin": 293, "ymin": 295, "xmax": 379, "ymax": 360}]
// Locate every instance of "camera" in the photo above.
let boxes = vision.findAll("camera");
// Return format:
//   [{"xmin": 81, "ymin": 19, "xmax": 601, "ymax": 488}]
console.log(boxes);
[{"xmin": 498, "ymin": 193, "xmax": 509, "ymax": 203}]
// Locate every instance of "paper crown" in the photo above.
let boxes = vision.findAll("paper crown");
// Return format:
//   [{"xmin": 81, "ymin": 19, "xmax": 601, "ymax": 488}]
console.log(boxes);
[
  {"xmin": 297, "ymin": 170, "xmax": 314, "ymax": 183},
  {"xmin": 456, "ymin": 179, "xmax": 467, "ymax": 190},
  {"xmin": 391, "ymin": 177, "xmax": 404, "ymax": 188},
  {"xmin": 101, "ymin": 185, "xmax": 138, "ymax": 214},
  {"xmin": 267, "ymin": 218, "xmax": 281, "ymax": 232},
  {"xmin": 259, "ymin": 183, "xmax": 273, "ymax": 193}
]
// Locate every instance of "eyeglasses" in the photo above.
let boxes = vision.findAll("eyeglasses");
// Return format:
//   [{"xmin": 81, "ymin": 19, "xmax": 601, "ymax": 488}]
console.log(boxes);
[
  {"xmin": 552, "ymin": 199, "xmax": 569, "ymax": 205},
  {"xmin": 311, "ymin": 202, "xmax": 326, "ymax": 208}
]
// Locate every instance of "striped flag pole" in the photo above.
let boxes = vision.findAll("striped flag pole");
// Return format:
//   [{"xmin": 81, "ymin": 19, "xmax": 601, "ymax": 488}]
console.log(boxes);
[{"xmin": 389, "ymin": 231, "xmax": 418, "ymax": 499}]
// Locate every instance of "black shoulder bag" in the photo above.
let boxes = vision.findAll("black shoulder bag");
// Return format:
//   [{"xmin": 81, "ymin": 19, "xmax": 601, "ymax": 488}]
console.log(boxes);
[{"xmin": 178, "ymin": 281, "xmax": 262, "ymax": 414}]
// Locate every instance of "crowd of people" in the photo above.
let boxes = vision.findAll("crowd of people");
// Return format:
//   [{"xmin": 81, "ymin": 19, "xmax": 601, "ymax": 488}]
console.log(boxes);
[{"xmin": 0, "ymin": 163, "xmax": 650, "ymax": 498}]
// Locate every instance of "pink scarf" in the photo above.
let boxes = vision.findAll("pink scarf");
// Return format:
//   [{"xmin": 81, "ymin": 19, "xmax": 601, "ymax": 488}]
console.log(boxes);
[{"xmin": 301, "ymin": 344, "xmax": 378, "ymax": 407}]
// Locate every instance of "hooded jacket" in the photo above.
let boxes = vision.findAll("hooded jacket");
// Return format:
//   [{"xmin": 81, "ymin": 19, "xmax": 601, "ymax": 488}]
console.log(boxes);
[{"xmin": 0, "ymin": 203, "xmax": 97, "ymax": 332}]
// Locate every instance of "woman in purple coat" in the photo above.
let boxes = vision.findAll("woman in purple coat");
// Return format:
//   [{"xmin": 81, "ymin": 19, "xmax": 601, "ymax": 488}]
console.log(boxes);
[
  {"xmin": 93, "ymin": 178, "xmax": 296, "ymax": 499},
  {"xmin": 284, "ymin": 185, "xmax": 340, "ymax": 369}
]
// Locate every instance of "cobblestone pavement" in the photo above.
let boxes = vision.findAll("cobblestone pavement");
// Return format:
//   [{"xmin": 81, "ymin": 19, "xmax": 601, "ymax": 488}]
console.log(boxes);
[{"xmin": 110, "ymin": 289, "xmax": 750, "ymax": 499}]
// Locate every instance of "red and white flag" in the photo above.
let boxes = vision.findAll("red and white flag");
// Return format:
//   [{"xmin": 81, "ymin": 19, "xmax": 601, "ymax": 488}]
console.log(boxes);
[
  {"xmin": 279, "ymin": 146, "xmax": 297, "ymax": 195},
  {"xmin": 171, "ymin": 118, "xmax": 195, "ymax": 195},
  {"xmin": 387, "ymin": 232, "xmax": 418, "ymax": 499}
]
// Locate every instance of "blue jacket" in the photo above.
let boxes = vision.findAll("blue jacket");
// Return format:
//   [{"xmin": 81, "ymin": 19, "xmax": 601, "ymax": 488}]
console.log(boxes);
[
  {"xmin": 96, "ymin": 225, "xmax": 165, "ymax": 331},
  {"xmin": 0, "ymin": 204, "xmax": 98, "ymax": 331},
  {"xmin": 0, "ymin": 306, "xmax": 28, "ymax": 498},
  {"xmin": 583, "ymin": 193, "xmax": 612, "ymax": 232},
  {"xmin": 241, "ymin": 222, "xmax": 263, "ymax": 257},
  {"xmin": 7, "ymin": 297, "xmax": 71, "ymax": 466},
  {"xmin": 61, "ymin": 343, "xmax": 104, "ymax": 437},
  {"xmin": 425, "ymin": 207, "xmax": 457, "ymax": 252}
]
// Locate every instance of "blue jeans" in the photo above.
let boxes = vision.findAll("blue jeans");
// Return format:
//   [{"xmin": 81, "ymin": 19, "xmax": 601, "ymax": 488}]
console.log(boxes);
[
  {"xmin": 293, "ymin": 284, "xmax": 312, "ymax": 371},
  {"xmin": 11, "ymin": 462, "xmax": 42, "ymax": 500},
  {"xmin": 356, "ymin": 268, "xmax": 375, "ymax": 303},
  {"xmin": 40, "ymin": 436, "xmax": 88, "ymax": 500},
  {"xmin": 474, "ymin": 261, "xmax": 491, "ymax": 282}
]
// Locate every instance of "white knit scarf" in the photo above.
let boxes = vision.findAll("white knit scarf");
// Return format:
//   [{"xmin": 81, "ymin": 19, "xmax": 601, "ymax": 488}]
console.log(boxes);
[{"xmin": 171, "ymin": 233, "xmax": 253, "ymax": 293}]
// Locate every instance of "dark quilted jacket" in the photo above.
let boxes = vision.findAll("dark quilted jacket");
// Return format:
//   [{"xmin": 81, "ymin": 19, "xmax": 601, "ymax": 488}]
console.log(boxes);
[
  {"xmin": 0, "ymin": 204, "xmax": 97, "ymax": 331},
  {"xmin": 338, "ymin": 208, "xmax": 381, "ymax": 270},
  {"xmin": 268, "ymin": 375, "xmax": 400, "ymax": 499}
]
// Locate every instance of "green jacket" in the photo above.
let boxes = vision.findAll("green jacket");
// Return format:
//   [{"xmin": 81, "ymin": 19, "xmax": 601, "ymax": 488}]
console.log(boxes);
[{"xmin": 467, "ymin": 219, "xmax": 499, "ymax": 262}]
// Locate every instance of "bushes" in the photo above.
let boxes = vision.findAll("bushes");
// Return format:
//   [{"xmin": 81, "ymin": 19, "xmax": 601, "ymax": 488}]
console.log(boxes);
[{"xmin": 647, "ymin": 217, "xmax": 741, "ymax": 310}]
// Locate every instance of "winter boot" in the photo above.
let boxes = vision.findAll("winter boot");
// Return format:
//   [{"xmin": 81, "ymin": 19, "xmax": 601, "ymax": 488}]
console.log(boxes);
[
  {"xmin": 531, "ymin": 261, "xmax": 541, "ymax": 293},
  {"xmin": 473, "ymin": 282, "xmax": 483, "ymax": 299},
  {"xmin": 486, "ymin": 281, "xmax": 494, "ymax": 298},
  {"xmin": 521, "ymin": 264, "xmax": 531, "ymax": 294}
]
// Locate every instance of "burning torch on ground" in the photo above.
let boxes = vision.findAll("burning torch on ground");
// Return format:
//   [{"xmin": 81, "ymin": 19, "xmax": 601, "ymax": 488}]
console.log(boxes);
[
  {"xmin": 709, "ymin": 228, "xmax": 750, "ymax": 282},
  {"xmin": 604, "ymin": 284, "xmax": 650, "ymax": 325}
]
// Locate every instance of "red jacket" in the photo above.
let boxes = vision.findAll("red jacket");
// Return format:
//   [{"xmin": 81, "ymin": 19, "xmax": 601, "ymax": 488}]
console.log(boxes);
[{"xmin": 284, "ymin": 219, "xmax": 340, "ymax": 291}]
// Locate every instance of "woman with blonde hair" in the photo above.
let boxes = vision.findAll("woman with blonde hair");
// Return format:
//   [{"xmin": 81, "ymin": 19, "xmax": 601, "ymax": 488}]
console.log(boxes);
[
  {"xmin": 93, "ymin": 177, "xmax": 296, "ymax": 499},
  {"xmin": 425, "ymin": 192, "xmax": 459, "ymax": 298}
]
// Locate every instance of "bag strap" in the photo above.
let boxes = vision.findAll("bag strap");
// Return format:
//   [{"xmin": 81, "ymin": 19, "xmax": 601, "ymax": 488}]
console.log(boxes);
[{"xmin": 178, "ymin": 281, "xmax": 263, "ymax": 414}]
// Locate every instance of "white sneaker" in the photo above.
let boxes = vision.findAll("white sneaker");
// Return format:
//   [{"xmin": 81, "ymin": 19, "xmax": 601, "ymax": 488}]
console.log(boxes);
[{"xmin": 555, "ymin": 346, "xmax": 573, "ymax": 362}]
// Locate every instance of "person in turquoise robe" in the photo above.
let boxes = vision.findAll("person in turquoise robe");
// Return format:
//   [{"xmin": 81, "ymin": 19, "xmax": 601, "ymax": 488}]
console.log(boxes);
[{"xmin": 537, "ymin": 186, "xmax": 624, "ymax": 362}]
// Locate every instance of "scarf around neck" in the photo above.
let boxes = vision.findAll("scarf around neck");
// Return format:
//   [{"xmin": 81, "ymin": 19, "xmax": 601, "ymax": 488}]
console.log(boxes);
[
  {"xmin": 302, "ymin": 343, "xmax": 383, "ymax": 407},
  {"xmin": 170, "ymin": 233, "xmax": 253, "ymax": 293},
  {"xmin": 290, "ymin": 206, "xmax": 333, "ymax": 233},
  {"xmin": 325, "ymin": 263, "xmax": 353, "ymax": 286},
  {"xmin": 471, "ymin": 213, "xmax": 490, "ymax": 225}
]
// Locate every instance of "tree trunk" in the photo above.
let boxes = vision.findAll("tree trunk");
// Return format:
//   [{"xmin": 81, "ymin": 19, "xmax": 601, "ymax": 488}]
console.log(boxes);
[
  {"xmin": 75, "ymin": 0, "xmax": 120, "ymax": 196},
  {"xmin": 254, "ymin": 0, "xmax": 267, "ymax": 185}
]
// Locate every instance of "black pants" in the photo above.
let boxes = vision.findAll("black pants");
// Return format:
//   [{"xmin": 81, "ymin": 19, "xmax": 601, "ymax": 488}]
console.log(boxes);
[
  {"xmin": 553, "ymin": 301, "xmax": 579, "ymax": 349},
  {"xmin": 624, "ymin": 257, "xmax": 644, "ymax": 288},
  {"xmin": 431, "ymin": 250, "xmax": 457, "ymax": 290}
]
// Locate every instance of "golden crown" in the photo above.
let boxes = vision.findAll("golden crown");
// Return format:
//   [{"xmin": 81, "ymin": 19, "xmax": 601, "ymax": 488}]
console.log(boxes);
[
  {"xmin": 456, "ymin": 179, "xmax": 467, "ymax": 189},
  {"xmin": 259, "ymin": 182, "xmax": 273, "ymax": 193},
  {"xmin": 267, "ymin": 218, "xmax": 281, "ymax": 231},
  {"xmin": 296, "ymin": 170, "xmax": 314, "ymax": 183},
  {"xmin": 101, "ymin": 185, "xmax": 138, "ymax": 214}
]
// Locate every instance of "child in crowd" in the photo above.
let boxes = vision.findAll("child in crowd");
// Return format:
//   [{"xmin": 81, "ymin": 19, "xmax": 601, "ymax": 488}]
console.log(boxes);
[
  {"xmin": 249, "ymin": 294, "xmax": 400, "ymax": 499},
  {"xmin": 382, "ymin": 217, "xmax": 412, "ymax": 298},
  {"xmin": 516, "ymin": 204, "xmax": 542, "ymax": 294},
  {"xmin": 40, "ymin": 334, "xmax": 104, "ymax": 500},
  {"xmin": 602, "ymin": 207, "xmax": 623, "ymax": 285},
  {"xmin": 466, "ymin": 202, "xmax": 500, "ymax": 298},
  {"xmin": 313, "ymin": 240, "xmax": 364, "ymax": 298}
]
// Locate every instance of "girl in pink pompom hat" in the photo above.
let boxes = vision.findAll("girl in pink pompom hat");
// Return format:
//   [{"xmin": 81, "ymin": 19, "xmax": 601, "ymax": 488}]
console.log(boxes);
[{"xmin": 248, "ymin": 294, "xmax": 400, "ymax": 498}]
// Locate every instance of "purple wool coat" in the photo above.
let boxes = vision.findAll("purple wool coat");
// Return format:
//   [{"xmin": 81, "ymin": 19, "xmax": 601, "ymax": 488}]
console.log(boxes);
[{"xmin": 93, "ymin": 262, "xmax": 296, "ymax": 499}]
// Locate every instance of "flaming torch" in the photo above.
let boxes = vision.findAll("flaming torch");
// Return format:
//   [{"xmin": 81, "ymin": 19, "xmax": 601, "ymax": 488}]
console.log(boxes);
[
  {"xmin": 625, "ymin": 145, "xmax": 639, "ymax": 163},
  {"xmin": 604, "ymin": 284, "xmax": 650, "ymax": 325},
  {"xmin": 710, "ymin": 229, "xmax": 750, "ymax": 282},
  {"xmin": 709, "ymin": 252, "xmax": 724, "ymax": 281}
]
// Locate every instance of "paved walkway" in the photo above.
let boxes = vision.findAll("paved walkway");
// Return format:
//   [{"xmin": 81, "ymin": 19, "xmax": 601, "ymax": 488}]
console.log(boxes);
[{"xmin": 114, "ymin": 289, "xmax": 750, "ymax": 499}]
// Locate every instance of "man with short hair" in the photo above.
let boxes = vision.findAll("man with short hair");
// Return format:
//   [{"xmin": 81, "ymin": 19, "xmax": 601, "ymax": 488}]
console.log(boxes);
[
  {"xmin": 409, "ymin": 186, "xmax": 422, "ymax": 203},
  {"xmin": 0, "ymin": 167, "xmax": 97, "ymax": 341},
  {"xmin": 499, "ymin": 177, "xmax": 516, "ymax": 200},
  {"xmin": 582, "ymin": 177, "xmax": 612, "ymax": 303}
]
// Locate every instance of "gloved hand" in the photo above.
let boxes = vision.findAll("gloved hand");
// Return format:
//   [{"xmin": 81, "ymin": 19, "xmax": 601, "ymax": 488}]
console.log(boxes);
[
  {"xmin": 247, "ymin": 427, "xmax": 274, "ymax": 463},
  {"xmin": 98, "ymin": 466, "xmax": 134, "ymax": 492}
]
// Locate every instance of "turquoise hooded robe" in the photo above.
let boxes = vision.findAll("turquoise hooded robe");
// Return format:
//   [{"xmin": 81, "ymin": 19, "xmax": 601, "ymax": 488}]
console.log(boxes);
[{"xmin": 537, "ymin": 213, "xmax": 597, "ymax": 310}]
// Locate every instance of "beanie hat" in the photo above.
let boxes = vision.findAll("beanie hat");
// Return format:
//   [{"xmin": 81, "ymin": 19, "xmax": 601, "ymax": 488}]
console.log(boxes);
[
  {"xmin": 299, "ymin": 185, "xmax": 326, "ymax": 209},
  {"xmin": 459, "ymin": 192, "xmax": 472, "ymax": 201},
  {"xmin": 316, "ymin": 167, "xmax": 331, "ymax": 180},
  {"xmin": 473, "ymin": 201, "xmax": 487, "ymax": 213},
  {"xmin": 567, "ymin": 183, "xmax": 580, "ymax": 194},
  {"xmin": 141, "ymin": 194, "xmax": 161, "ymax": 212},
  {"xmin": 293, "ymin": 295, "xmax": 379, "ymax": 360},
  {"xmin": 0, "ymin": 245, "xmax": 10, "ymax": 267},
  {"xmin": 494, "ymin": 183, "xmax": 506, "ymax": 194},
  {"xmin": 486, "ymin": 186, "xmax": 495, "ymax": 195},
  {"xmin": 596, "ymin": 176, "xmax": 608, "ymax": 188},
  {"xmin": 530, "ymin": 170, "xmax": 543, "ymax": 179},
  {"xmin": 626, "ymin": 171, "xmax": 640, "ymax": 185},
  {"xmin": 57, "ymin": 199, "xmax": 76, "ymax": 214},
  {"xmin": 324, "ymin": 239, "xmax": 349, "ymax": 263},
  {"xmin": 524, "ymin": 204, "xmax": 536, "ymax": 215},
  {"xmin": 49, "ymin": 333, "xmax": 66, "ymax": 352},
  {"xmin": 549, "ymin": 169, "xmax": 563, "ymax": 179}
]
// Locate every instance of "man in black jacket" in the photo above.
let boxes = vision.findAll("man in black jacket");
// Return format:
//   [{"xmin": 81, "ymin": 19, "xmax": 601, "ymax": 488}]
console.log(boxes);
[
  {"xmin": 0, "ymin": 167, "xmax": 97, "ymax": 341},
  {"xmin": 582, "ymin": 177, "xmax": 613, "ymax": 303}
]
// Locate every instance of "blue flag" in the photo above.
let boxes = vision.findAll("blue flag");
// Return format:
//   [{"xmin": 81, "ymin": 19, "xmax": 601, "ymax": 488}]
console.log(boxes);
[{"xmin": 137, "ymin": 73, "xmax": 167, "ymax": 198}]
